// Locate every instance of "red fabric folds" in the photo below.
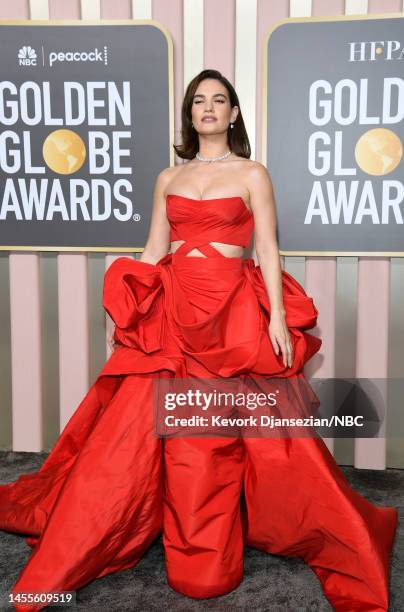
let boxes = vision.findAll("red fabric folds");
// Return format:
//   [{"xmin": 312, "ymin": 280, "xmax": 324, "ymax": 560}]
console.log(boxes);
[
  {"xmin": 0, "ymin": 250, "xmax": 398, "ymax": 612},
  {"xmin": 101, "ymin": 253, "xmax": 322, "ymax": 378}
]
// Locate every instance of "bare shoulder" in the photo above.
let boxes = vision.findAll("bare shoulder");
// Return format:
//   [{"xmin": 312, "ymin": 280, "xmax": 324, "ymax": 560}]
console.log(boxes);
[
  {"xmin": 245, "ymin": 160, "xmax": 272, "ymax": 182},
  {"xmin": 244, "ymin": 161, "xmax": 273, "ymax": 196},
  {"xmin": 242, "ymin": 161, "xmax": 275, "ymax": 216},
  {"xmin": 156, "ymin": 165, "xmax": 179, "ymax": 185},
  {"xmin": 156, "ymin": 164, "xmax": 184, "ymax": 193}
]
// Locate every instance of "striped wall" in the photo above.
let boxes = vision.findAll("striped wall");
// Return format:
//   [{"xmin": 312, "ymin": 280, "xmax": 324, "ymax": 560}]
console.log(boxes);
[{"xmin": 0, "ymin": 0, "xmax": 403, "ymax": 469}]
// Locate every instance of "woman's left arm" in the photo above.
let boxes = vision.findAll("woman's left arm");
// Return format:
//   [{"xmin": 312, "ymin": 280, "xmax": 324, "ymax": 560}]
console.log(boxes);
[{"xmin": 247, "ymin": 162, "xmax": 293, "ymax": 368}]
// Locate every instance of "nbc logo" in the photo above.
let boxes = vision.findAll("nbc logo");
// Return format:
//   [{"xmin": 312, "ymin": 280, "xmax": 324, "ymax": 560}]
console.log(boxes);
[{"xmin": 18, "ymin": 46, "xmax": 38, "ymax": 66}]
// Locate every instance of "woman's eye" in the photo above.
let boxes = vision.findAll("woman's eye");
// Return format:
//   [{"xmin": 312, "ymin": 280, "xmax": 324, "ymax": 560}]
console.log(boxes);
[{"xmin": 194, "ymin": 100, "xmax": 225, "ymax": 104}]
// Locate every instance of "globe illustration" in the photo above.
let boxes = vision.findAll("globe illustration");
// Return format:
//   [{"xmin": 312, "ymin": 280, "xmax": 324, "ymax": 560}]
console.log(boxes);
[
  {"xmin": 42, "ymin": 129, "xmax": 86, "ymax": 175},
  {"xmin": 355, "ymin": 128, "xmax": 402, "ymax": 176}
]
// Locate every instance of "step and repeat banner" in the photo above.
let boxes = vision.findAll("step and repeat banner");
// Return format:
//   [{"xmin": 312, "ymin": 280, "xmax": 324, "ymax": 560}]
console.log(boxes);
[
  {"xmin": 0, "ymin": 20, "xmax": 173, "ymax": 251},
  {"xmin": 0, "ymin": 16, "xmax": 403, "ymax": 255},
  {"xmin": 264, "ymin": 14, "xmax": 404, "ymax": 256}
]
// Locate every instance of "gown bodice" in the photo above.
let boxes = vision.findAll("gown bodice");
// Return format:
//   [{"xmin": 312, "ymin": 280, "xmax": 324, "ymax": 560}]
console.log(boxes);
[{"xmin": 166, "ymin": 194, "xmax": 254, "ymax": 257}]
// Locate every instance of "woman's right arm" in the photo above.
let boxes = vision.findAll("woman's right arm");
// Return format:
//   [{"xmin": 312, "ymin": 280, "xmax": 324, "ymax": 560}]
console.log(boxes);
[
  {"xmin": 139, "ymin": 167, "xmax": 172, "ymax": 264},
  {"xmin": 107, "ymin": 169, "xmax": 173, "ymax": 352}
]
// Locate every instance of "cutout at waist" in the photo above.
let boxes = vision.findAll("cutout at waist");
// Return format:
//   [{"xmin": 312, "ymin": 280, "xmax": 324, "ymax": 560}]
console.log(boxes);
[{"xmin": 170, "ymin": 240, "xmax": 245, "ymax": 259}]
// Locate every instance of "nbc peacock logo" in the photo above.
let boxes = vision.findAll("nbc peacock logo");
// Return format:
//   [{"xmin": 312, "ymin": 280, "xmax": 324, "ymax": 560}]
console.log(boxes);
[{"xmin": 18, "ymin": 46, "xmax": 37, "ymax": 66}]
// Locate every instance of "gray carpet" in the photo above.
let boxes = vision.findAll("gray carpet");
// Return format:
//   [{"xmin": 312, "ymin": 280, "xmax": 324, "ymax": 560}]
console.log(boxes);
[{"xmin": 0, "ymin": 451, "xmax": 402, "ymax": 611}]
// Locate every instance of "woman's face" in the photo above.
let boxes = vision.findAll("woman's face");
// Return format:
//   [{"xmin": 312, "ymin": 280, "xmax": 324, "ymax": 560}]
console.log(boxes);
[{"xmin": 191, "ymin": 79, "xmax": 238, "ymax": 135}]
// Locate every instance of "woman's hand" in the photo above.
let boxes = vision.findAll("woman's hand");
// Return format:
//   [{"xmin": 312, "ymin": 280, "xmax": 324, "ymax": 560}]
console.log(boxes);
[
  {"xmin": 269, "ymin": 312, "xmax": 293, "ymax": 368},
  {"xmin": 107, "ymin": 329, "xmax": 117, "ymax": 352}
]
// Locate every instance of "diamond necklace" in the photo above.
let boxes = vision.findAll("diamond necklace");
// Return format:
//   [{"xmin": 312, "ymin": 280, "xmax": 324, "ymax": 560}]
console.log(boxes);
[{"xmin": 195, "ymin": 149, "xmax": 232, "ymax": 163}]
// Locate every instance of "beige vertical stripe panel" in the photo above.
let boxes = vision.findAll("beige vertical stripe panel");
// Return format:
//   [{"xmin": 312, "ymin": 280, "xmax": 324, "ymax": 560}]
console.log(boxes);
[
  {"xmin": 80, "ymin": 0, "xmax": 101, "ymax": 19},
  {"xmin": 29, "ymin": 0, "xmax": 48, "ymax": 18},
  {"xmin": 10, "ymin": 255, "xmax": 43, "ymax": 451},
  {"xmin": 183, "ymin": 0, "xmax": 204, "ymax": 92},
  {"xmin": 235, "ymin": 0, "xmax": 257, "ymax": 160},
  {"xmin": 345, "ymin": 0, "xmax": 368, "ymax": 14},
  {"xmin": 290, "ymin": 0, "xmax": 312, "ymax": 17},
  {"xmin": 289, "ymin": 0, "xmax": 337, "ymax": 455},
  {"xmin": 132, "ymin": 0, "xmax": 152, "ymax": 18}
]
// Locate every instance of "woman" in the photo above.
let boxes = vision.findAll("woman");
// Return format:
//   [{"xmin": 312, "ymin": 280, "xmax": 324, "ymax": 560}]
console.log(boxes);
[{"xmin": 0, "ymin": 69, "xmax": 398, "ymax": 612}]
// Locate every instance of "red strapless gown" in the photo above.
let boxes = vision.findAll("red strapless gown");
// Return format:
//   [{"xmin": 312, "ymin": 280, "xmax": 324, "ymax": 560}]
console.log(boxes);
[{"xmin": 0, "ymin": 195, "xmax": 398, "ymax": 611}]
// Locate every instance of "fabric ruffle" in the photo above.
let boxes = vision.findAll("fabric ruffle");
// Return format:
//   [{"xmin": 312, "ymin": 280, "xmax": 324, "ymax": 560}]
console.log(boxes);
[{"xmin": 101, "ymin": 254, "xmax": 322, "ymax": 380}]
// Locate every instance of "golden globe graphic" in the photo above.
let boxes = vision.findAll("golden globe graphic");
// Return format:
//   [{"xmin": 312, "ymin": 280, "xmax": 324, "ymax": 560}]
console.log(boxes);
[
  {"xmin": 42, "ymin": 129, "xmax": 87, "ymax": 175},
  {"xmin": 355, "ymin": 128, "xmax": 403, "ymax": 177}
]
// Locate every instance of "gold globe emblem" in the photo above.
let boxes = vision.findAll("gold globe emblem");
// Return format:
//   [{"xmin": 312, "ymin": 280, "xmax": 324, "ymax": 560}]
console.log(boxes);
[
  {"xmin": 42, "ymin": 129, "xmax": 86, "ymax": 174},
  {"xmin": 355, "ymin": 128, "xmax": 402, "ymax": 176}
]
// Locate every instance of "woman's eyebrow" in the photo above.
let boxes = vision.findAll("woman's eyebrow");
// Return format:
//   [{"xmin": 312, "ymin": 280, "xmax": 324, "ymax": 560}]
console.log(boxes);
[{"xmin": 193, "ymin": 93, "xmax": 227, "ymax": 98}]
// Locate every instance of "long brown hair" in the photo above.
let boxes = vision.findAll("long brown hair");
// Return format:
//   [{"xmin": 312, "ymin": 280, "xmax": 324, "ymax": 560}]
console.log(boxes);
[{"xmin": 173, "ymin": 69, "xmax": 251, "ymax": 160}]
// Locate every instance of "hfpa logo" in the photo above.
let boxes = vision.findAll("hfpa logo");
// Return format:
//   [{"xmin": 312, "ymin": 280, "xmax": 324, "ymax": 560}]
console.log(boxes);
[
  {"xmin": 18, "ymin": 46, "xmax": 38, "ymax": 66},
  {"xmin": 349, "ymin": 40, "xmax": 404, "ymax": 61}
]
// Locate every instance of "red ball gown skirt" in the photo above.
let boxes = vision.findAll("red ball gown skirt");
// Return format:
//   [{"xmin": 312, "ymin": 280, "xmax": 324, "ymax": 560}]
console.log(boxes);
[{"xmin": 0, "ymin": 252, "xmax": 398, "ymax": 611}]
